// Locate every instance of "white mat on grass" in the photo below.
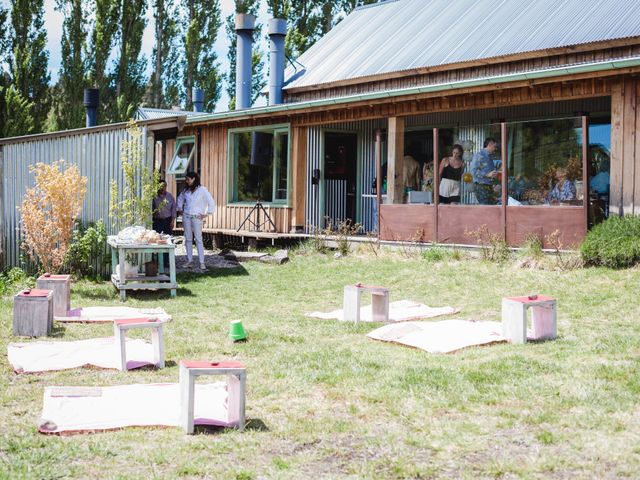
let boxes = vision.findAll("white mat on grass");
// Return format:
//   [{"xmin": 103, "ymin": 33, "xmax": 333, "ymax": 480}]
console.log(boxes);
[
  {"xmin": 55, "ymin": 306, "xmax": 172, "ymax": 323},
  {"xmin": 306, "ymin": 300, "xmax": 459, "ymax": 322},
  {"xmin": 367, "ymin": 320, "xmax": 507, "ymax": 353},
  {"xmin": 39, "ymin": 383, "xmax": 231, "ymax": 434},
  {"xmin": 8, "ymin": 337, "xmax": 156, "ymax": 373}
]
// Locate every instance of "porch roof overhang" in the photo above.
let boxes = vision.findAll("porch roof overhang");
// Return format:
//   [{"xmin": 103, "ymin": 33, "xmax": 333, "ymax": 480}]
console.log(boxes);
[{"xmin": 186, "ymin": 56, "xmax": 640, "ymax": 127}]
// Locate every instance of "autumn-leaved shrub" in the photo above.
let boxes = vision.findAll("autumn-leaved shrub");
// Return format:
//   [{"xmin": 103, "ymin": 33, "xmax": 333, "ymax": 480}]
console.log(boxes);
[{"xmin": 19, "ymin": 161, "xmax": 87, "ymax": 273}]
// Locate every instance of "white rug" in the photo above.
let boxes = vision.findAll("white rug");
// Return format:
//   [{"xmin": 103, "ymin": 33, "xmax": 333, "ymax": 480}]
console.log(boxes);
[
  {"xmin": 8, "ymin": 337, "xmax": 157, "ymax": 373},
  {"xmin": 367, "ymin": 320, "xmax": 507, "ymax": 353},
  {"xmin": 38, "ymin": 383, "xmax": 233, "ymax": 434},
  {"xmin": 306, "ymin": 299, "xmax": 459, "ymax": 322},
  {"xmin": 55, "ymin": 306, "xmax": 172, "ymax": 323}
]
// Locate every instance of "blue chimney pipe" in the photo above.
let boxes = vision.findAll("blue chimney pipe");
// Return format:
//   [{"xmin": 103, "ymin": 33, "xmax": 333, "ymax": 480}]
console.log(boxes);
[
  {"xmin": 192, "ymin": 88, "xmax": 205, "ymax": 112},
  {"xmin": 268, "ymin": 18, "xmax": 287, "ymax": 106},
  {"xmin": 83, "ymin": 88, "xmax": 99, "ymax": 127},
  {"xmin": 235, "ymin": 13, "xmax": 256, "ymax": 110}
]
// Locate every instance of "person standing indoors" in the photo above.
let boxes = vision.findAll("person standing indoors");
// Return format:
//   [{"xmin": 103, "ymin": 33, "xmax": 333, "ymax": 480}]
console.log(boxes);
[
  {"xmin": 438, "ymin": 144, "xmax": 464, "ymax": 204},
  {"xmin": 471, "ymin": 137, "xmax": 499, "ymax": 205},
  {"xmin": 177, "ymin": 172, "xmax": 216, "ymax": 270},
  {"xmin": 152, "ymin": 180, "xmax": 177, "ymax": 268}
]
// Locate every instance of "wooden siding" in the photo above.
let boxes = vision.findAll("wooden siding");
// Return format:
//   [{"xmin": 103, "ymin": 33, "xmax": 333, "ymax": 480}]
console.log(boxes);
[
  {"xmin": 610, "ymin": 77, "xmax": 640, "ymax": 216},
  {"xmin": 284, "ymin": 44, "xmax": 640, "ymax": 102}
]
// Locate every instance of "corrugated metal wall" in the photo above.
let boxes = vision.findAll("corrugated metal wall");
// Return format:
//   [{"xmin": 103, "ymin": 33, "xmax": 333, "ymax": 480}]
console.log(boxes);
[
  {"xmin": 305, "ymin": 119, "xmax": 385, "ymax": 233},
  {"xmin": 1, "ymin": 125, "xmax": 149, "ymax": 271}
]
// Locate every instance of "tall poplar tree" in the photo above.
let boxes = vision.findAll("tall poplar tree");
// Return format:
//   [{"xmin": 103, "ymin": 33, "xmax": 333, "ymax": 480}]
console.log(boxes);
[
  {"xmin": 8, "ymin": 0, "xmax": 50, "ymax": 134},
  {"xmin": 112, "ymin": 0, "xmax": 147, "ymax": 121},
  {"xmin": 87, "ymin": 0, "xmax": 120, "ymax": 124},
  {"xmin": 225, "ymin": 0, "xmax": 264, "ymax": 109},
  {"xmin": 147, "ymin": 0, "xmax": 180, "ymax": 108},
  {"xmin": 181, "ymin": 0, "xmax": 223, "ymax": 111},
  {"xmin": 0, "ymin": 5, "xmax": 10, "ymax": 137},
  {"xmin": 50, "ymin": 0, "xmax": 88, "ymax": 130}
]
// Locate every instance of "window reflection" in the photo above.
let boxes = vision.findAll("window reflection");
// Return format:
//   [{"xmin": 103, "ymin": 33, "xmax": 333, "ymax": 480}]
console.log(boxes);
[{"xmin": 507, "ymin": 118, "xmax": 583, "ymax": 206}]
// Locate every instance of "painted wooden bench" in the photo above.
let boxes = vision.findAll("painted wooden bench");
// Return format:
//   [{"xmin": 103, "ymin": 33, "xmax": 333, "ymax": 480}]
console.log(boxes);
[
  {"xmin": 343, "ymin": 283, "xmax": 390, "ymax": 322},
  {"xmin": 113, "ymin": 318, "xmax": 165, "ymax": 371},
  {"xmin": 179, "ymin": 360, "xmax": 246, "ymax": 434},
  {"xmin": 501, "ymin": 295, "xmax": 557, "ymax": 344}
]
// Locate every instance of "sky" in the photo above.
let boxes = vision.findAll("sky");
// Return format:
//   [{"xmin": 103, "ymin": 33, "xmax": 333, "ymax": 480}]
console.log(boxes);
[{"xmin": 1, "ymin": 0, "xmax": 269, "ymax": 111}]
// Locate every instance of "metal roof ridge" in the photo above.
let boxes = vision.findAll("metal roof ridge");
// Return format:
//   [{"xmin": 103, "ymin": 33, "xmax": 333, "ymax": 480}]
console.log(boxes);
[
  {"xmin": 354, "ymin": 0, "xmax": 400, "ymax": 12},
  {"xmin": 185, "ymin": 55, "xmax": 640, "ymax": 126}
]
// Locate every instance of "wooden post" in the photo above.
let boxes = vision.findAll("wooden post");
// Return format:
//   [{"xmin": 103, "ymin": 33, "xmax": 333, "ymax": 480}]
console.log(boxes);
[
  {"xmin": 582, "ymin": 115, "xmax": 590, "ymax": 233},
  {"xmin": 387, "ymin": 117, "xmax": 405, "ymax": 204},
  {"xmin": 375, "ymin": 129, "xmax": 382, "ymax": 235},
  {"xmin": 13, "ymin": 289, "xmax": 53, "ymax": 337},
  {"xmin": 433, "ymin": 128, "xmax": 439, "ymax": 241},
  {"xmin": 291, "ymin": 126, "xmax": 307, "ymax": 232},
  {"xmin": 501, "ymin": 122, "xmax": 508, "ymax": 238},
  {"xmin": 610, "ymin": 80, "xmax": 624, "ymax": 216}
]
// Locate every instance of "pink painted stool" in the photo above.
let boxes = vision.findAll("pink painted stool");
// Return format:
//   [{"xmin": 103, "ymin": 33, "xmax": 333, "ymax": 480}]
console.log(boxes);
[
  {"xmin": 343, "ymin": 283, "xmax": 390, "ymax": 322},
  {"xmin": 501, "ymin": 295, "xmax": 557, "ymax": 344},
  {"xmin": 179, "ymin": 360, "xmax": 246, "ymax": 434}
]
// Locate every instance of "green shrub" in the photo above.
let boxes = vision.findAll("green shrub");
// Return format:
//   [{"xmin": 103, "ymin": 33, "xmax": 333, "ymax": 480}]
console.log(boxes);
[
  {"xmin": 0, "ymin": 267, "xmax": 32, "ymax": 295},
  {"xmin": 421, "ymin": 246, "xmax": 450, "ymax": 262},
  {"xmin": 64, "ymin": 220, "xmax": 109, "ymax": 278},
  {"xmin": 581, "ymin": 215, "xmax": 640, "ymax": 268}
]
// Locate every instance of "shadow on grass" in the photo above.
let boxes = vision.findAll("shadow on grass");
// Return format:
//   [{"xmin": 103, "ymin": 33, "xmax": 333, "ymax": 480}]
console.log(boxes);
[
  {"xmin": 122, "ymin": 287, "xmax": 195, "ymax": 302},
  {"xmin": 193, "ymin": 418, "xmax": 269, "ymax": 435},
  {"xmin": 73, "ymin": 289, "xmax": 118, "ymax": 301},
  {"xmin": 49, "ymin": 323, "xmax": 67, "ymax": 338},
  {"xmin": 176, "ymin": 265, "xmax": 249, "ymax": 284}
]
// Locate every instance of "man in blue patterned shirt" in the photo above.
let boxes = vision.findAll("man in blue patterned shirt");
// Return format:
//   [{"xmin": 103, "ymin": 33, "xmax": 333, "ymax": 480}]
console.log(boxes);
[{"xmin": 471, "ymin": 137, "xmax": 499, "ymax": 205}]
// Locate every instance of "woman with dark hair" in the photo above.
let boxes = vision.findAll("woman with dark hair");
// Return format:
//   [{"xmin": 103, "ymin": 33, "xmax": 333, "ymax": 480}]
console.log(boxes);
[
  {"xmin": 438, "ymin": 144, "xmax": 465, "ymax": 204},
  {"xmin": 177, "ymin": 172, "xmax": 216, "ymax": 270}
]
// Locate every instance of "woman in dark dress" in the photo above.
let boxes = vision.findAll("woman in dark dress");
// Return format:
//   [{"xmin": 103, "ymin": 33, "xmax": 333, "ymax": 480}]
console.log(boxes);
[{"xmin": 438, "ymin": 144, "xmax": 464, "ymax": 204}]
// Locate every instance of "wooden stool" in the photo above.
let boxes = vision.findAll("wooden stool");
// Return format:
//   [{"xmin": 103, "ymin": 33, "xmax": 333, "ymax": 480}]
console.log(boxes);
[
  {"xmin": 13, "ymin": 289, "xmax": 54, "ymax": 337},
  {"xmin": 113, "ymin": 318, "xmax": 165, "ymax": 371},
  {"xmin": 343, "ymin": 283, "xmax": 390, "ymax": 322},
  {"xmin": 179, "ymin": 360, "xmax": 246, "ymax": 434},
  {"xmin": 36, "ymin": 273, "xmax": 71, "ymax": 318},
  {"xmin": 501, "ymin": 295, "xmax": 557, "ymax": 344}
]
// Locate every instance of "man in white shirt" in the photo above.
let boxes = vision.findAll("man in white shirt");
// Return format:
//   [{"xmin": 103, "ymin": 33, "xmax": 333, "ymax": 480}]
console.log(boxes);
[{"xmin": 177, "ymin": 172, "xmax": 216, "ymax": 270}]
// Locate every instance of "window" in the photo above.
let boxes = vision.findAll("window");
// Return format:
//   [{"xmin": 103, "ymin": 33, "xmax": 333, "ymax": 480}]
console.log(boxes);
[
  {"xmin": 507, "ymin": 118, "xmax": 583, "ymax": 206},
  {"xmin": 230, "ymin": 126, "xmax": 290, "ymax": 204},
  {"xmin": 167, "ymin": 136, "xmax": 196, "ymax": 176}
]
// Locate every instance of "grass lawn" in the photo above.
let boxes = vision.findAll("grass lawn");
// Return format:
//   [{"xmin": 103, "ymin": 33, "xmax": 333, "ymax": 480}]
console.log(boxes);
[{"xmin": 1, "ymin": 248, "xmax": 640, "ymax": 479}]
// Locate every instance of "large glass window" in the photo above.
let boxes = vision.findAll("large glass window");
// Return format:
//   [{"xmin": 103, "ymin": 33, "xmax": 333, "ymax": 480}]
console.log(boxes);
[
  {"xmin": 507, "ymin": 117, "xmax": 583, "ymax": 206},
  {"xmin": 230, "ymin": 126, "xmax": 290, "ymax": 203}
]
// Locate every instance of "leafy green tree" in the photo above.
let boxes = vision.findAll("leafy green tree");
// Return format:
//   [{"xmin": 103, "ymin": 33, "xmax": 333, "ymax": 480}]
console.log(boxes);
[
  {"xmin": 50, "ymin": 0, "xmax": 88, "ymax": 130},
  {"xmin": 146, "ymin": 0, "xmax": 180, "ymax": 108},
  {"xmin": 225, "ymin": 0, "xmax": 264, "ymax": 109},
  {"xmin": 4, "ymin": 85, "xmax": 34, "ymax": 137},
  {"xmin": 8, "ymin": 0, "xmax": 50, "ymax": 134},
  {"xmin": 181, "ymin": 0, "xmax": 223, "ymax": 111},
  {"xmin": 87, "ymin": 0, "xmax": 120, "ymax": 124},
  {"xmin": 112, "ymin": 0, "xmax": 147, "ymax": 122},
  {"xmin": 0, "ymin": 5, "xmax": 10, "ymax": 137}
]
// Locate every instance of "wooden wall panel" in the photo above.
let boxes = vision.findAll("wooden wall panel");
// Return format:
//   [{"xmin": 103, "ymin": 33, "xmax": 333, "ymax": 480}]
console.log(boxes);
[
  {"xmin": 379, "ymin": 205, "xmax": 435, "ymax": 242},
  {"xmin": 610, "ymin": 77, "xmax": 640, "ymax": 216},
  {"xmin": 194, "ymin": 124, "xmax": 292, "ymax": 233},
  {"xmin": 506, "ymin": 206, "xmax": 586, "ymax": 248},
  {"xmin": 437, "ymin": 206, "xmax": 502, "ymax": 245},
  {"xmin": 291, "ymin": 126, "xmax": 307, "ymax": 231}
]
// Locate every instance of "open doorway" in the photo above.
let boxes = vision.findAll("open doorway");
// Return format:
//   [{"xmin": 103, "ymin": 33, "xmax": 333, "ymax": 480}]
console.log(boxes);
[{"xmin": 323, "ymin": 132, "xmax": 358, "ymax": 228}]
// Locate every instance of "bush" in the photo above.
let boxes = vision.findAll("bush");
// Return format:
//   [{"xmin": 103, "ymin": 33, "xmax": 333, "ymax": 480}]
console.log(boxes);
[
  {"xmin": 64, "ymin": 221, "xmax": 109, "ymax": 278},
  {"xmin": 0, "ymin": 267, "xmax": 32, "ymax": 295},
  {"xmin": 581, "ymin": 215, "xmax": 640, "ymax": 268},
  {"xmin": 421, "ymin": 246, "xmax": 450, "ymax": 262}
]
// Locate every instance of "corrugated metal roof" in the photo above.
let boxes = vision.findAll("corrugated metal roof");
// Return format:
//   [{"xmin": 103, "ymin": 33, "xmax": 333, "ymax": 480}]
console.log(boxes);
[
  {"xmin": 283, "ymin": 0, "xmax": 640, "ymax": 90},
  {"xmin": 136, "ymin": 107, "xmax": 202, "ymax": 120}
]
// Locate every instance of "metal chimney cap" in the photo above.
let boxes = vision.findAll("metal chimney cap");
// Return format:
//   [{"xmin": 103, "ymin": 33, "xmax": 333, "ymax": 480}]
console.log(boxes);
[
  {"xmin": 83, "ymin": 88, "xmax": 99, "ymax": 107},
  {"xmin": 192, "ymin": 88, "xmax": 205, "ymax": 103},
  {"xmin": 235, "ymin": 13, "xmax": 256, "ymax": 31},
  {"xmin": 268, "ymin": 18, "xmax": 287, "ymax": 36}
]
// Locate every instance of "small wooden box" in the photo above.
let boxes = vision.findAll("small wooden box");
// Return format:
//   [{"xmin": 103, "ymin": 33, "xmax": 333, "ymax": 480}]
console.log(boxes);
[
  {"xmin": 36, "ymin": 274, "xmax": 71, "ymax": 317},
  {"xmin": 13, "ymin": 289, "xmax": 54, "ymax": 337}
]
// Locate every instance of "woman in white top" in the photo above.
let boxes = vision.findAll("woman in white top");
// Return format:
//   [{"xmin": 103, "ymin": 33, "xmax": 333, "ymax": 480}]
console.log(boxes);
[{"xmin": 177, "ymin": 172, "xmax": 216, "ymax": 270}]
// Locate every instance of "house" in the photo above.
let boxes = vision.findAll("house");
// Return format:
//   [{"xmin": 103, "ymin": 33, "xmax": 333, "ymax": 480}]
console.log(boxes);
[
  {"xmin": 2, "ymin": 0, "xmax": 640, "ymax": 266},
  {"xmin": 161, "ymin": 0, "xmax": 640, "ymax": 248}
]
